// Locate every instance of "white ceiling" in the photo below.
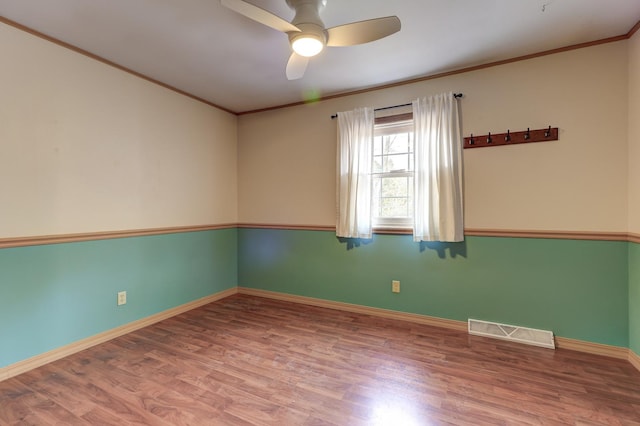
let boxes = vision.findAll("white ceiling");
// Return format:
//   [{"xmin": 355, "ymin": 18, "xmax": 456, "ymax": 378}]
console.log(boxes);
[{"xmin": 1, "ymin": 0, "xmax": 639, "ymax": 114}]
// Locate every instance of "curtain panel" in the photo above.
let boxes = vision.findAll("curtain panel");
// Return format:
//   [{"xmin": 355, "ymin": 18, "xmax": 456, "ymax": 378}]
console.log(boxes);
[
  {"xmin": 412, "ymin": 93, "xmax": 464, "ymax": 242},
  {"xmin": 336, "ymin": 107, "xmax": 375, "ymax": 239}
]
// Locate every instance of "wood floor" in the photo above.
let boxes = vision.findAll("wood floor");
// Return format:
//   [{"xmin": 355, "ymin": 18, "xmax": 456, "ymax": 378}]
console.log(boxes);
[{"xmin": 1, "ymin": 294, "xmax": 640, "ymax": 425}]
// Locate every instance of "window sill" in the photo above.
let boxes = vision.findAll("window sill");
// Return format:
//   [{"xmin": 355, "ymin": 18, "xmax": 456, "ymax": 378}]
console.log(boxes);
[{"xmin": 373, "ymin": 226, "xmax": 413, "ymax": 235}]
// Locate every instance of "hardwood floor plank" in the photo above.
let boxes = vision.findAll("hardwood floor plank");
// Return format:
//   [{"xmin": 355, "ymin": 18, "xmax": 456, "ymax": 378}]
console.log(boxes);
[
  {"xmin": 2, "ymin": 294, "xmax": 640, "ymax": 425},
  {"xmin": 0, "ymin": 381, "xmax": 37, "ymax": 424},
  {"xmin": 14, "ymin": 369, "xmax": 96, "ymax": 418}
]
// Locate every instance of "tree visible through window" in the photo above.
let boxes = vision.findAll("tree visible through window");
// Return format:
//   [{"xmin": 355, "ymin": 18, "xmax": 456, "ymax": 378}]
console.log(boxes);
[{"xmin": 372, "ymin": 120, "xmax": 414, "ymax": 228}]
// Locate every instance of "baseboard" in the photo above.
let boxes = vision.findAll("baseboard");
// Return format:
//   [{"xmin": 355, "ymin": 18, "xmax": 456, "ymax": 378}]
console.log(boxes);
[
  {"xmin": 4, "ymin": 287, "xmax": 636, "ymax": 381},
  {"xmin": 554, "ymin": 336, "xmax": 629, "ymax": 360},
  {"xmin": 238, "ymin": 287, "xmax": 633, "ymax": 363},
  {"xmin": 630, "ymin": 349, "xmax": 640, "ymax": 372},
  {"xmin": 238, "ymin": 287, "xmax": 467, "ymax": 332},
  {"xmin": 0, "ymin": 287, "xmax": 238, "ymax": 382}
]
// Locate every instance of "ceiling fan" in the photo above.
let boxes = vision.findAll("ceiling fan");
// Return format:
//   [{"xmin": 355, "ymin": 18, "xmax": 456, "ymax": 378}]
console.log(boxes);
[{"xmin": 220, "ymin": 0, "xmax": 401, "ymax": 80}]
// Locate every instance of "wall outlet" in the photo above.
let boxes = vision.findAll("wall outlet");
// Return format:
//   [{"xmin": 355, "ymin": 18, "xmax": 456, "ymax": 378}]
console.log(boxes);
[
  {"xmin": 117, "ymin": 291, "xmax": 127, "ymax": 306},
  {"xmin": 392, "ymin": 280, "xmax": 400, "ymax": 293}
]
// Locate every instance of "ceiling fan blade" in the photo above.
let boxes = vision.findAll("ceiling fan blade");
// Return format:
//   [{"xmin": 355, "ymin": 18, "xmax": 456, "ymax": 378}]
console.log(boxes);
[
  {"xmin": 326, "ymin": 16, "xmax": 401, "ymax": 47},
  {"xmin": 220, "ymin": 0, "xmax": 300, "ymax": 33},
  {"xmin": 286, "ymin": 52, "xmax": 309, "ymax": 80}
]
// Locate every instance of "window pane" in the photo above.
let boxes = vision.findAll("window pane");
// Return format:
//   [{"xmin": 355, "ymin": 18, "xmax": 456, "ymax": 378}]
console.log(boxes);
[
  {"xmin": 381, "ymin": 177, "xmax": 408, "ymax": 197},
  {"xmin": 408, "ymin": 181, "xmax": 414, "ymax": 217},
  {"xmin": 372, "ymin": 177, "xmax": 381, "ymax": 215},
  {"xmin": 373, "ymin": 156, "xmax": 383, "ymax": 173},
  {"xmin": 384, "ymin": 153, "xmax": 409, "ymax": 172},
  {"xmin": 386, "ymin": 133, "xmax": 410, "ymax": 154},
  {"xmin": 374, "ymin": 136, "xmax": 382, "ymax": 156},
  {"xmin": 381, "ymin": 197, "xmax": 410, "ymax": 218}
]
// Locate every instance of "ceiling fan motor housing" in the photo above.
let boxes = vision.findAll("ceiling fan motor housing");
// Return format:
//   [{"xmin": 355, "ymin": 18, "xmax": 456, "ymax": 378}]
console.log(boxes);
[
  {"xmin": 286, "ymin": 0, "xmax": 327, "ymax": 19},
  {"xmin": 286, "ymin": 0, "xmax": 328, "ymax": 47}
]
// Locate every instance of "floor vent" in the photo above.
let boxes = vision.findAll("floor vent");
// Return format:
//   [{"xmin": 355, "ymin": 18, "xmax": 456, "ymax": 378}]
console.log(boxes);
[{"xmin": 468, "ymin": 319, "xmax": 555, "ymax": 349}]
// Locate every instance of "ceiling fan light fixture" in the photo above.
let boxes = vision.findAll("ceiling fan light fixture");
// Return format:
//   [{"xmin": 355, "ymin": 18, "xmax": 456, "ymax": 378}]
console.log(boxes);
[
  {"xmin": 221, "ymin": 0, "xmax": 402, "ymax": 79},
  {"xmin": 291, "ymin": 34, "xmax": 324, "ymax": 57}
]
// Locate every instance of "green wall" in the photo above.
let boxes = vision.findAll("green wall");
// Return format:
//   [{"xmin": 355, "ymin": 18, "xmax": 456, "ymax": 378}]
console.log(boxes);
[
  {"xmin": 2, "ymin": 227, "xmax": 634, "ymax": 370},
  {"xmin": 0, "ymin": 228, "xmax": 237, "ymax": 368},
  {"xmin": 630, "ymin": 243, "xmax": 640, "ymax": 354},
  {"xmin": 238, "ymin": 228, "xmax": 629, "ymax": 347}
]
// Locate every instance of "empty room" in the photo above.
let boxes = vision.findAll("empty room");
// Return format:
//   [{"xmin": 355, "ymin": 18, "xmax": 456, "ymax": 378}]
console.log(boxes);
[{"xmin": 2, "ymin": 0, "xmax": 640, "ymax": 424}]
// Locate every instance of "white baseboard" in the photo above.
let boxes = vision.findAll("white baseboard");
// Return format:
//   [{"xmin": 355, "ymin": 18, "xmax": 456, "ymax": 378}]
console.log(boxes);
[{"xmin": 0, "ymin": 287, "xmax": 238, "ymax": 382}]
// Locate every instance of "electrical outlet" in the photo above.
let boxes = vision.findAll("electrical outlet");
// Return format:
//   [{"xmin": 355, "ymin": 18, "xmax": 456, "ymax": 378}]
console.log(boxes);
[
  {"xmin": 117, "ymin": 291, "xmax": 127, "ymax": 306},
  {"xmin": 392, "ymin": 280, "xmax": 400, "ymax": 293}
]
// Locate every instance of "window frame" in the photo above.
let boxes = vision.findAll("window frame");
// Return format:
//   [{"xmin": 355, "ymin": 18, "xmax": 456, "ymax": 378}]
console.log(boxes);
[{"xmin": 371, "ymin": 116, "xmax": 415, "ymax": 230}]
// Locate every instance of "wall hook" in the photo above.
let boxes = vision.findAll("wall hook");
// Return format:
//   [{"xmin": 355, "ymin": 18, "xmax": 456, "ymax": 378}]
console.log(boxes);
[
  {"xmin": 469, "ymin": 134, "xmax": 475, "ymax": 145},
  {"xmin": 544, "ymin": 125, "xmax": 552, "ymax": 137},
  {"xmin": 505, "ymin": 130, "xmax": 511, "ymax": 142},
  {"xmin": 487, "ymin": 132, "xmax": 492, "ymax": 144},
  {"xmin": 524, "ymin": 128, "xmax": 531, "ymax": 140}
]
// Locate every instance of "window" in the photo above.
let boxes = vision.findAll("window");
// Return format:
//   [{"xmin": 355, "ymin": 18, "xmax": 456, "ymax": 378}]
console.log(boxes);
[
  {"xmin": 372, "ymin": 119, "xmax": 414, "ymax": 228},
  {"xmin": 336, "ymin": 94, "xmax": 463, "ymax": 241}
]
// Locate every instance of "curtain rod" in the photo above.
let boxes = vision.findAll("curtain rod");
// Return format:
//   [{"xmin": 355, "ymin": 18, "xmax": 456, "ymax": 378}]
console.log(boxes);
[{"xmin": 330, "ymin": 93, "xmax": 463, "ymax": 119}]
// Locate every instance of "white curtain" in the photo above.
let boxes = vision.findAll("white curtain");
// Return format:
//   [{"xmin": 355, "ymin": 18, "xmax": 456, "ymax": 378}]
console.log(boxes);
[
  {"xmin": 412, "ymin": 93, "xmax": 464, "ymax": 242},
  {"xmin": 336, "ymin": 107, "xmax": 375, "ymax": 239}
]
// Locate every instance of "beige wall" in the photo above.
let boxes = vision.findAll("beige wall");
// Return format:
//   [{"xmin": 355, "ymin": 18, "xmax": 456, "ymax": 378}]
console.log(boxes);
[
  {"xmin": 238, "ymin": 41, "xmax": 629, "ymax": 232},
  {"xmin": 629, "ymin": 30, "xmax": 640, "ymax": 235},
  {"xmin": 3, "ymin": 18, "xmax": 631, "ymax": 236},
  {"xmin": 0, "ymin": 22, "xmax": 238, "ymax": 238}
]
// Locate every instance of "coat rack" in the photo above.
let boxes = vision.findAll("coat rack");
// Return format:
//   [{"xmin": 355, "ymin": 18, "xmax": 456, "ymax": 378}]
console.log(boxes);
[{"xmin": 464, "ymin": 126, "xmax": 558, "ymax": 149}]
